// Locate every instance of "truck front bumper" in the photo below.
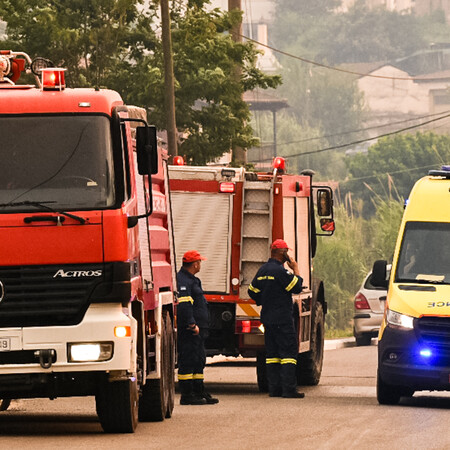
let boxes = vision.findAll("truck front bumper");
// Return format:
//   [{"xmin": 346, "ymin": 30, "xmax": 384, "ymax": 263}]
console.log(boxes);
[{"xmin": 0, "ymin": 303, "xmax": 136, "ymax": 376}]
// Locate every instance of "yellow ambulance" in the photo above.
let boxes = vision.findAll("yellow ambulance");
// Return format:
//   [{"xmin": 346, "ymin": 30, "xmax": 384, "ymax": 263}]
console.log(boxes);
[{"xmin": 371, "ymin": 165, "xmax": 450, "ymax": 404}]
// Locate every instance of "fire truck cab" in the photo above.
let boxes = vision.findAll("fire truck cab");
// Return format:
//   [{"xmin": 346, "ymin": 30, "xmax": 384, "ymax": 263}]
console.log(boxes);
[
  {"xmin": 0, "ymin": 51, "xmax": 176, "ymax": 432},
  {"xmin": 169, "ymin": 159, "xmax": 334, "ymax": 389}
]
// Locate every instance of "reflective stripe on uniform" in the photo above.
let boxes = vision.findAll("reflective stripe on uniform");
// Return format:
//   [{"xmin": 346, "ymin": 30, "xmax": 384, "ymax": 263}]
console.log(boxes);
[
  {"xmin": 193, "ymin": 373, "xmax": 204, "ymax": 380},
  {"xmin": 248, "ymin": 284, "xmax": 260, "ymax": 293},
  {"xmin": 280, "ymin": 358, "xmax": 297, "ymax": 365},
  {"xmin": 178, "ymin": 296, "xmax": 194, "ymax": 304},
  {"xmin": 266, "ymin": 357, "xmax": 281, "ymax": 364},
  {"xmin": 178, "ymin": 373, "xmax": 194, "ymax": 380},
  {"xmin": 285, "ymin": 276, "xmax": 298, "ymax": 292},
  {"xmin": 257, "ymin": 276, "xmax": 274, "ymax": 280}
]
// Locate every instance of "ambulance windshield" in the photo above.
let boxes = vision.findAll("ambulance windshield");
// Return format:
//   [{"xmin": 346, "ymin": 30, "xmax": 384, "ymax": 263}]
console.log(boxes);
[
  {"xmin": 0, "ymin": 114, "xmax": 115, "ymax": 210},
  {"xmin": 395, "ymin": 221, "xmax": 450, "ymax": 284}
]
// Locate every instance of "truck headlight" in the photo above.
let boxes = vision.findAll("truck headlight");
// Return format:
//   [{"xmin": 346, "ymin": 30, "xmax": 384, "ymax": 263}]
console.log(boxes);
[
  {"xmin": 386, "ymin": 309, "xmax": 414, "ymax": 330},
  {"xmin": 68, "ymin": 342, "xmax": 113, "ymax": 362}
]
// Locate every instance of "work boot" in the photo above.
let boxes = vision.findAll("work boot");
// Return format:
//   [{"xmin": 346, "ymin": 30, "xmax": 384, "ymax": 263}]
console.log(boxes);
[
  {"xmin": 193, "ymin": 378, "xmax": 219, "ymax": 404},
  {"xmin": 202, "ymin": 391, "xmax": 219, "ymax": 404},
  {"xmin": 282, "ymin": 391, "xmax": 305, "ymax": 399},
  {"xmin": 180, "ymin": 394, "xmax": 207, "ymax": 405},
  {"xmin": 269, "ymin": 389, "xmax": 282, "ymax": 397}
]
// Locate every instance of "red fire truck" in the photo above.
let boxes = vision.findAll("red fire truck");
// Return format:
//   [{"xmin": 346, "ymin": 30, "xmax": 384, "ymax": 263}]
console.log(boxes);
[
  {"xmin": 169, "ymin": 158, "xmax": 334, "ymax": 390},
  {"xmin": 0, "ymin": 51, "xmax": 176, "ymax": 432}
]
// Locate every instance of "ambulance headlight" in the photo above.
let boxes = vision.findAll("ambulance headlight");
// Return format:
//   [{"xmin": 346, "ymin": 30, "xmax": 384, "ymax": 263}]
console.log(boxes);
[
  {"xmin": 386, "ymin": 309, "xmax": 414, "ymax": 330},
  {"xmin": 68, "ymin": 342, "xmax": 113, "ymax": 362}
]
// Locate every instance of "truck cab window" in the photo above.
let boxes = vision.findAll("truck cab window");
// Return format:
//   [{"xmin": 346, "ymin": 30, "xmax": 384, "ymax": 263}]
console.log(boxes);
[{"xmin": 0, "ymin": 114, "xmax": 116, "ymax": 211}]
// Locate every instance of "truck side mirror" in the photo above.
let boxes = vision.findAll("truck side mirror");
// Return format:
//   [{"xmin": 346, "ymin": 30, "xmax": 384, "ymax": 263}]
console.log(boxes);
[
  {"xmin": 372, "ymin": 260, "xmax": 388, "ymax": 288},
  {"xmin": 317, "ymin": 189, "xmax": 332, "ymax": 217},
  {"xmin": 136, "ymin": 126, "xmax": 158, "ymax": 175}
]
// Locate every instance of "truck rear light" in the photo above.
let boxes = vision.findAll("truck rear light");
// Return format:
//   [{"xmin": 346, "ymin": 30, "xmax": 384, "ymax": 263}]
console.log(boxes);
[
  {"xmin": 219, "ymin": 182, "xmax": 235, "ymax": 193},
  {"xmin": 41, "ymin": 68, "xmax": 66, "ymax": 91},
  {"xmin": 68, "ymin": 342, "xmax": 113, "ymax": 362},
  {"xmin": 236, "ymin": 319, "xmax": 263, "ymax": 334},
  {"xmin": 354, "ymin": 293, "xmax": 370, "ymax": 310}
]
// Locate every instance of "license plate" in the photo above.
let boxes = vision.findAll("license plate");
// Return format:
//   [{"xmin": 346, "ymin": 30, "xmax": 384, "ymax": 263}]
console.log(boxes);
[{"xmin": 0, "ymin": 338, "xmax": 10, "ymax": 351}]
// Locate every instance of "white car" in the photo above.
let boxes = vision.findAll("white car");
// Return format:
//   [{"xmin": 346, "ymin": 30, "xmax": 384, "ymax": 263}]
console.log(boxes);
[{"xmin": 353, "ymin": 267, "xmax": 390, "ymax": 346}]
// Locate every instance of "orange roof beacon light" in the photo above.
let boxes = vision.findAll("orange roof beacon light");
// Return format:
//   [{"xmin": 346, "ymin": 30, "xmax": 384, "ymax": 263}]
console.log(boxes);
[
  {"xmin": 41, "ymin": 68, "xmax": 66, "ymax": 91},
  {"xmin": 273, "ymin": 156, "xmax": 286, "ymax": 173},
  {"xmin": 173, "ymin": 156, "xmax": 185, "ymax": 166}
]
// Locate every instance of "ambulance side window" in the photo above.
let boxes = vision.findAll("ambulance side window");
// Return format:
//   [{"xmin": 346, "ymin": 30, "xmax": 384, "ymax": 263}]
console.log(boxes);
[{"xmin": 120, "ymin": 123, "xmax": 132, "ymax": 200}]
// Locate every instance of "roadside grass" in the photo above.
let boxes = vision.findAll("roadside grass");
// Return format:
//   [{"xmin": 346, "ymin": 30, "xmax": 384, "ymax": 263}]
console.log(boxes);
[{"xmin": 325, "ymin": 328, "xmax": 353, "ymax": 339}]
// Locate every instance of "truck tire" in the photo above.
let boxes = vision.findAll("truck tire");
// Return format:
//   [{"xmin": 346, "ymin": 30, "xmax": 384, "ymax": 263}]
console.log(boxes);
[
  {"xmin": 377, "ymin": 370, "xmax": 401, "ymax": 405},
  {"xmin": 256, "ymin": 351, "xmax": 268, "ymax": 392},
  {"xmin": 297, "ymin": 302, "xmax": 324, "ymax": 386},
  {"xmin": 0, "ymin": 399, "xmax": 11, "ymax": 411},
  {"xmin": 96, "ymin": 377, "xmax": 139, "ymax": 433},
  {"xmin": 139, "ymin": 310, "xmax": 175, "ymax": 421}
]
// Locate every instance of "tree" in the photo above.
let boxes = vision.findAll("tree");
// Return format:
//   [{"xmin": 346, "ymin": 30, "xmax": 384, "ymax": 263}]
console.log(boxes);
[
  {"xmin": 0, "ymin": 0, "xmax": 281, "ymax": 164},
  {"xmin": 344, "ymin": 132, "xmax": 450, "ymax": 216},
  {"xmin": 0, "ymin": 0, "xmax": 153, "ymax": 87}
]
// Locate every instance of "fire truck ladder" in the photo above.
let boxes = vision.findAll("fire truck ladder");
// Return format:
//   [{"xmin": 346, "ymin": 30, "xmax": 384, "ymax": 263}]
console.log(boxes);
[{"xmin": 239, "ymin": 180, "xmax": 274, "ymax": 299}]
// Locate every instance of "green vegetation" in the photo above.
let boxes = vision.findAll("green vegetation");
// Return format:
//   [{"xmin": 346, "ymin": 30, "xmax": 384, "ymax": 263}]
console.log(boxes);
[{"xmin": 314, "ymin": 198, "xmax": 404, "ymax": 333}]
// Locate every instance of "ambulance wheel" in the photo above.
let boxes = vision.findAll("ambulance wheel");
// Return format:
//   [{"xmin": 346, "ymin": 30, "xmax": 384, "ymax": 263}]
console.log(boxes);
[
  {"xmin": 256, "ymin": 351, "xmax": 268, "ymax": 392},
  {"xmin": 0, "ymin": 399, "xmax": 11, "ymax": 411},
  {"xmin": 297, "ymin": 302, "xmax": 324, "ymax": 386},
  {"xmin": 139, "ymin": 310, "xmax": 175, "ymax": 421},
  {"xmin": 96, "ymin": 377, "xmax": 139, "ymax": 433},
  {"xmin": 377, "ymin": 370, "xmax": 401, "ymax": 405}
]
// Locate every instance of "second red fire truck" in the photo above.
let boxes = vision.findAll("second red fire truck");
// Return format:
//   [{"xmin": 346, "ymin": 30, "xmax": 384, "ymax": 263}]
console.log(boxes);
[{"xmin": 169, "ymin": 158, "xmax": 334, "ymax": 390}]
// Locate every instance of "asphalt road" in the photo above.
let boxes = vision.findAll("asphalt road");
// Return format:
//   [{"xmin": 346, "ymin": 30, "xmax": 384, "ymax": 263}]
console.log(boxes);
[{"xmin": 0, "ymin": 340, "xmax": 449, "ymax": 449}]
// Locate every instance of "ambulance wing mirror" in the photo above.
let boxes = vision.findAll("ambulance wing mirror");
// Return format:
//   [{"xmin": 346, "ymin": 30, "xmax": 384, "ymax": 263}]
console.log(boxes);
[
  {"xmin": 136, "ymin": 125, "xmax": 158, "ymax": 175},
  {"xmin": 372, "ymin": 260, "xmax": 388, "ymax": 289}
]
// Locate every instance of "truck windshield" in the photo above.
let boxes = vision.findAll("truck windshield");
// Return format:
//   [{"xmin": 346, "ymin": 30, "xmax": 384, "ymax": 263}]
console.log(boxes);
[
  {"xmin": 395, "ymin": 221, "xmax": 450, "ymax": 284},
  {"xmin": 0, "ymin": 114, "xmax": 115, "ymax": 211}
]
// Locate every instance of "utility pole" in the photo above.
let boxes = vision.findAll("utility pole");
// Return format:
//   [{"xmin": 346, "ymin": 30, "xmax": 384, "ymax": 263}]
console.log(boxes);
[
  {"xmin": 228, "ymin": 0, "xmax": 247, "ymax": 165},
  {"xmin": 160, "ymin": 0, "xmax": 178, "ymax": 157}
]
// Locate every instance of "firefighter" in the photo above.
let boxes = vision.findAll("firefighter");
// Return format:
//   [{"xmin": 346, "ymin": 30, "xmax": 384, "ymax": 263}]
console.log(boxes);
[
  {"xmin": 248, "ymin": 239, "xmax": 305, "ymax": 398},
  {"xmin": 177, "ymin": 250, "xmax": 219, "ymax": 405}
]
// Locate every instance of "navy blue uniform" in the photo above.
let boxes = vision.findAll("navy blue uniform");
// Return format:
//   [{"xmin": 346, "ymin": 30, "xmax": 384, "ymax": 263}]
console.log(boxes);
[
  {"xmin": 248, "ymin": 258, "xmax": 303, "ymax": 396},
  {"xmin": 176, "ymin": 267, "xmax": 209, "ymax": 395}
]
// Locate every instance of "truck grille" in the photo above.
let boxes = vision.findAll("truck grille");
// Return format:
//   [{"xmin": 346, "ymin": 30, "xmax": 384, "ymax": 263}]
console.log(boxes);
[
  {"xmin": 0, "ymin": 264, "xmax": 105, "ymax": 328},
  {"xmin": 417, "ymin": 316, "xmax": 450, "ymax": 351}
]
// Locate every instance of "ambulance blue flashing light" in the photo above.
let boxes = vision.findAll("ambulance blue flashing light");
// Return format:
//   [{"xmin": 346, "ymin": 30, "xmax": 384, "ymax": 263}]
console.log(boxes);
[{"xmin": 419, "ymin": 348, "xmax": 432, "ymax": 358}]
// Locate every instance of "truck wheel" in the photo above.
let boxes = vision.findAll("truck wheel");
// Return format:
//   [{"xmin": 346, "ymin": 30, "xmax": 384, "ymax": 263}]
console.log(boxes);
[
  {"xmin": 355, "ymin": 333, "xmax": 372, "ymax": 346},
  {"xmin": 256, "ymin": 351, "xmax": 268, "ymax": 392},
  {"xmin": 377, "ymin": 370, "xmax": 401, "ymax": 405},
  {"xmin": 96, "ymin": 377, "xmax": 139, "ymax": 433},
  {"xmin": 297, "ymin": 302, "xmax": 324, "ymax": 386},
  {"xmin": 0, "ymin": 399, "xmax": 11, "ymax": 411},
  {"xmin": 139, "ymin": 310, "xmax": 175, "ymax": 421}
]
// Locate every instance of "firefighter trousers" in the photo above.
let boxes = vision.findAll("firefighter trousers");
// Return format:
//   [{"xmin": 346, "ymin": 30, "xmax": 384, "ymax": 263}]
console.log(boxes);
[
  {"xmin": 264, "ymin": 322, "xmax": 298, "ymax": 396},
  {"xmin": 177, "ymin": 328, "xmax": 207, "ymax": 397}
]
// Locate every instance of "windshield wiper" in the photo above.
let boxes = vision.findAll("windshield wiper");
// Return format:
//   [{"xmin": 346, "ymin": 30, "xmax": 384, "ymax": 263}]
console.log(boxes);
[{"xmin": 0, "ymin": 200, "xmax": 86, "ymax": 224}]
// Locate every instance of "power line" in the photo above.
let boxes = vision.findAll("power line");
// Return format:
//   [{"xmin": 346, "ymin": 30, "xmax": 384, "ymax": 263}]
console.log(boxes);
[
  {"xmin": 257, "ymin": 110, "xmax": 450, "ymax": 162},
  {"xmin": 340, "ymin": 164, "xmax": 438, "ymax": 184},
  {"xmin": 258, "ymin": 110, "xmax": 450, "ymax": 147},
  {"xmin": 241, "ymin": 34, "xmax": 449, "ymax": 82}
]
